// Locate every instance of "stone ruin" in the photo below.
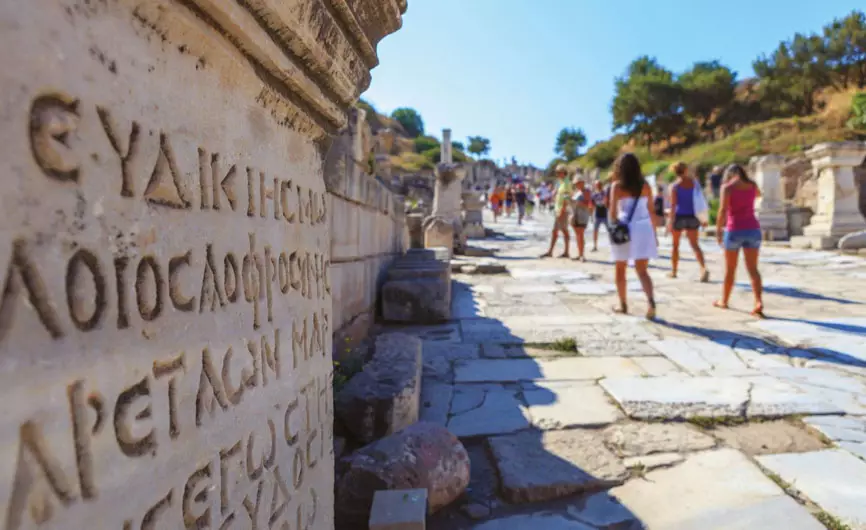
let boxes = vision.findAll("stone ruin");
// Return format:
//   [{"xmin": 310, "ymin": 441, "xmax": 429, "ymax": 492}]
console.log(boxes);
[{"xmin": 0, "ymin": 1, "xmax": 408, "ymax": 529}]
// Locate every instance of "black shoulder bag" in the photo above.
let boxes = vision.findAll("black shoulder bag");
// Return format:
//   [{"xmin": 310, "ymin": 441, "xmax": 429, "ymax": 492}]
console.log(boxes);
[{"xmin": 610, "ymin": 193, "xmax": 641, "ymax": 245}]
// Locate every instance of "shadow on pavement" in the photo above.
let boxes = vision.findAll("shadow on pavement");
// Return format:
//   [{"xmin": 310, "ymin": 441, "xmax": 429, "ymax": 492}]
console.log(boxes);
[
  {"xmin": 654, "ymin": 318, "xmax": 866, "ymax": 369},
  {"xmin": 417, "ymin": 278, "xmax": 645, "ymax": 529}
]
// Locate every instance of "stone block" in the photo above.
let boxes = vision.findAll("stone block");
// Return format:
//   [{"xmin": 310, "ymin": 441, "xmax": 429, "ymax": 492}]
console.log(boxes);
[
  {"xmin": 335, "ymin": 333, "xmax": 423, "ymax": 443},
  {"xmin": 369, "ymin": 489, "xmax": 428, "ymax": 530},
  {"xmin": 0, "ymin": 0, "xmax": 405, "ymax": 528},
  {"xmin": 336, "ymin": 422, "xmax": 470, "ymax": 527},
  {"xmin": 424, "ymin": 217, "xmax": 454, "ymax": 255},
  {"xmin": 382, "ymin": 278, "xmax": 452, "ymax": 323}
]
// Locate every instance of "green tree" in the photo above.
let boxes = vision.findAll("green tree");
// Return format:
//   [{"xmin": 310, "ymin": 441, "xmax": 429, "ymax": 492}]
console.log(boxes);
[
  {"xmin": 413, "ymin": 135, "xmax": 439, "ymax": 153},
  {"xmin": 824, "ymin": 11, "xmax": 866, "ymax": 88},
  {"xmin": 452, "ymin": 141, "xmax": 465, "ymax": 152},
  {"xmin": 754, "ymin": 33, "xmax": 832, "ymax": 117},
  {"xmin": 612, "ymin": 57, "xmax": 684, "ymax": 147},
  {"xmin": 554, "ymin": 127, "xmax": 587, "ymax": 161},
  {"xmin": 467, "ymin": 136, "xmax": 491, "ymax": 159},
  {"xmin": 679, "ymin": 61, "xmax": 737, "ymax": 138},
  {"xmin": 390, "ymin": 107, "xmax": 424, "ymax": 137}
]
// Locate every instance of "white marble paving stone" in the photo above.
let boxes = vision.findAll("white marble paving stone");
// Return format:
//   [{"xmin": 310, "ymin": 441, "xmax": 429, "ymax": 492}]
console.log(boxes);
[
  {"xmin": 600, "ymin": 376, "xmax": 750, "ymax": 419},
  {"xmin": 745, "ymin": 375, "xmax": 847, "ymax": 417},
  {"xmin": 631, "ymin": 356, "xmax": 683, "ymax": 376},
  {"xmin": 499, "ymin": 283, "xmax": 562, "ymax": 294},
  {"xmin": 522, "ymin": 381, "xmax": 624, "ymax": 429},
  {"xmin": 757, "ymin": 449, "xmax": 866, "ymax": 529},
  {"xmin": 763, "ymin": 367, "xmax": 866, "ymax": 394},
  {"xmin": 446, "ymin": 389, "xmax": 531, "ymax": 438},
  {"xmin": 840, "ymin": 442, "xmax": 866, "ymax": 461},
  {"xmin": 564, "ymin": 282, "xmax": 615, "ymax": 295},
  {"xmin": 455, "ymin": 357, "xmax": 645, "ymax": 383},
  {"xmin": 612, "ymin": 449, "xmax": 825, "ymax": 530},
  {"xmin": 804, "ymin": 415, "xmax": 866, "ymax": 443},
  {"xmin": 510, "ymin": 268, "xmax": 591, "ymax": 282},
  {"xmin": 649, "ymin": 339, "xmax": 751, "ymax": 376}
]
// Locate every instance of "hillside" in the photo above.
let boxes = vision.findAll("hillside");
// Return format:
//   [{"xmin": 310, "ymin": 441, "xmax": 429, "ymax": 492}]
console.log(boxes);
[
  {"xmin": 571, "ymin": 88, "xmax": 863, "ymax": 181},
  {"xmin": 355, "ymin": 99, "xmax": 473, "ymax": 174}
]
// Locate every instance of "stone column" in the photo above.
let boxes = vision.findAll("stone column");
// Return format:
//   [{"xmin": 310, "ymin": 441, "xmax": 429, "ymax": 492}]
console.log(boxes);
[
  {"xmin": 424, "ymin": 163, "xmax": 466, "ymax": 256},
  {"xmin": 751, "ymin": 154, "xmax": 788, "ymax": 240},
  {"xmin": 0, "ymin": 1, "xmax": 405, "ymax": 529},
  {"xmin": 441, "ymin": 128, "xmax": 453, "ymax": 164},
  {"xmin": 796, "ymin": 142, "xmax": 866, "ymax": 249}
]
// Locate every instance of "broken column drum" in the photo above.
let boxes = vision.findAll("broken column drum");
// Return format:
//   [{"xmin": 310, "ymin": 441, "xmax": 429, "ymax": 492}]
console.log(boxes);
[
  {"xmin": 424, "ymin": 163, "xmax": 466, "ymax": 255},
  {"xmin": 0, "ymin": 1, "xmax": 404, "ymax": 529}
]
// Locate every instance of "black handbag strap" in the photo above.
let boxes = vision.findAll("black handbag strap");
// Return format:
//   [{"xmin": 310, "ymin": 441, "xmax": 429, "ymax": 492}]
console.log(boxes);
[{"xmin": 623, "ymin": 190, "xmax": 641, "ymax": 224}]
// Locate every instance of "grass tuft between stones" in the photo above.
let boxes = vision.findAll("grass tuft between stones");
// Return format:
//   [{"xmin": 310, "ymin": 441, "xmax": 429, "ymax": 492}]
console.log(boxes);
[
  {"xmin": 814, "ymin": 511, "xmax": 852, "ymax": 530},
  {"xmin": 526, "ymin": 338, "xmax": 579, "ymax": 353},
  {"xmin": 685, "ymin": 416, "xmax": 748, "ymax": 429}
]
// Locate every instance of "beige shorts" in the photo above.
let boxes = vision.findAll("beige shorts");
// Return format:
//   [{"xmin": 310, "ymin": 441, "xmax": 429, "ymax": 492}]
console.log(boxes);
[{"xmin": 553, "ymin": 212, "xmax": 569, "ymax": 231}]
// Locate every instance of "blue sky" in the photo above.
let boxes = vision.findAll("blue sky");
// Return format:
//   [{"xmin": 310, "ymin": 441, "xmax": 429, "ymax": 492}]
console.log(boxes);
[{"xmin": 362, "ymin": 0, "xmax": 861, "ymax": 167}]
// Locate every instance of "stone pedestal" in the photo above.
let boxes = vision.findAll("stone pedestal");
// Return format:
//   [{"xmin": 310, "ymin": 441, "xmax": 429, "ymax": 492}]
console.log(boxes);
[
  {"xmin": 0, "ymin": 1, "xmax": 404, "ymax": 529},
  {"xmin": 462, "ymin": 191, "xmax": 486, "ymax": 239},
  {"xmin": 424, "ymin": 217, "xmax": 455, "ymax": 253},
  {"xmin": 752, "ymin": 155, "xmax": 788, "ymax": 240},
  {"xmin": 792, "ymin": 143, "xmax": 866, "ymax": 249},
  {"xmin": 425, "ymin": 162, "xmax": 466, "ymax": 255}
]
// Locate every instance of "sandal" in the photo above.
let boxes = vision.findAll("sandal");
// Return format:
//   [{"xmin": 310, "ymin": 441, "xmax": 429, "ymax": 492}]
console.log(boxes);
[
  {"xmin": 612, "ymin": 304, "xmax": 628, "ymax": 315},
  {"xmin": 667, "ymin": 272, "xmax": 677, "ymax": 279},
  {"xmin": 713, "ymin": 300, "xmax": 728, "ymax": 310},
  {"xmin": 700, "ymin": 269, "xmax": 710, "ymax": 283},
  {"xmin": 540, "ymin": 252, "xmax": 553, "ymax": 259},
  {"xmin": 751, "ymin": 303, "xmax": 766, "ymax": 319},
  {"xmin": 646, "ymin": 299, "xmax": 657, "ymax": 320},
  {"xmin": 557, "ymin": 253, "xmax": 570, "ymax": 259}
]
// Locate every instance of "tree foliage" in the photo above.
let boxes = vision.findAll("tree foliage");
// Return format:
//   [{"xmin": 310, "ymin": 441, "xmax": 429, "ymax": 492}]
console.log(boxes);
[
  {"xmin": 390, "ymin": 107, "xmax": 424, "ymax": 138},
  {"xmin": 604, "ymin": 10, "xmax": 866, "ymax": 154},
  {"xmin": 467, "ymin": 136, "xmax": 491, "ymax": 159},
  {"xmin": 413, "ymin": 135, "xmax": 439, "ymax": 153},
  {"xmin": 554, "ymin": 127, "xmax": 588, "ymax": 161}
]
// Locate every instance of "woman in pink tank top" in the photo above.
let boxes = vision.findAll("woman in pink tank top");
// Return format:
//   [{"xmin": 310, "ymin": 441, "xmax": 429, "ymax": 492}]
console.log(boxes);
[{"xmin": 714, "ymin": 164, "xmax": 765, "ymax": 317}]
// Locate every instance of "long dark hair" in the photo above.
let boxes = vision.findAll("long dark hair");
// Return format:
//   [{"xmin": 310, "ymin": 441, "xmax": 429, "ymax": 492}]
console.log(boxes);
[
  {"xmin": 724, "ymin": 163, "xmax": 754, "ymax": 185},
  {"xmin": 613, "ymin": 153, "xmax": 645, "ymax": 197}
]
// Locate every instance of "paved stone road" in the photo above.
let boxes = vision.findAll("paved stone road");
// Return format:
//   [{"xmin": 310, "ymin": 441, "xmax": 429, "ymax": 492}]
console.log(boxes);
[{"xmin": 384, "ymin": 209, "xmax": 866, "ymax": 529}]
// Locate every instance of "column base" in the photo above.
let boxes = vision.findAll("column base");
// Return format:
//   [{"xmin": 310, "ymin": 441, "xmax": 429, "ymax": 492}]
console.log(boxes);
[{"xmin": 789, "ymin": 235, "xmax": 839, "ymax": 250}]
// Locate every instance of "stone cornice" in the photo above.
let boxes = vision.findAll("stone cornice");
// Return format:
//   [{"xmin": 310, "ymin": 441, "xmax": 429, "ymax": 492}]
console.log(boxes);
[{"xmin": 182, "ymin": 0, "xmax": 405, "ymax": 135}]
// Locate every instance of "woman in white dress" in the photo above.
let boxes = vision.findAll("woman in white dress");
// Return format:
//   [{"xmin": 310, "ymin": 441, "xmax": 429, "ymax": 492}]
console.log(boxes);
[{"xmin": 608, "ymin": 153, "xmax": 660, "ymax": 319}]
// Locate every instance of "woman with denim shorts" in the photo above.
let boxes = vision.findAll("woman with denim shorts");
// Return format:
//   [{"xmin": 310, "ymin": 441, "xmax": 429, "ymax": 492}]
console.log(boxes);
[{"xmin": 714, "ymin": 164, "xmax": 765, "ymax": 317}]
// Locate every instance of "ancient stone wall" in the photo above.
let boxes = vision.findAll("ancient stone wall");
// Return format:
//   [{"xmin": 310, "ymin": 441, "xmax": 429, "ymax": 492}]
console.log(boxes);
[
  {"xmin": 0, "ymin": 1, "xmax": 405, "ymax": 529},
  {"xmin": 324, "ymin": 109, "xmax": 408, "ymax": 359}
]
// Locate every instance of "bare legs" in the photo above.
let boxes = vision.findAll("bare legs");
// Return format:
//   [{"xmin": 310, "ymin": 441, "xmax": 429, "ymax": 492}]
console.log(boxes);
[
  {"xmin": 743, "ymin": 248, "xmax": 764, "ymax": 315},
  {"xmin": 572, "ymin": 226, "xmax": 586, "ymax": 260},
  {"xmin": 670, "ymin": 229, "xmax": 707, "ymax": 281},
  {"xmin": 715, "ymin": 247, "xmax": 763, "ymax": 316},
  {"xmin": 670, "ymin": 229, "xmax": 681, "ymax": 277},
  {"xmin": 542, "ymin": 224, "xmax": 570, "ymax": 258},
  {"xmin": 717, "ymin": 249, "xmax": 738, "ymax": 308},
  {"xmin": 685, "ymin": 229, "xmax": 709, "ymax": 281},
  {"xmin": 614, "ymin": 259, "xmax": 655, "ymax": 318},
  {"xmin": 614, "ymin": 261, "xmax": 628, "ymax": 311}
]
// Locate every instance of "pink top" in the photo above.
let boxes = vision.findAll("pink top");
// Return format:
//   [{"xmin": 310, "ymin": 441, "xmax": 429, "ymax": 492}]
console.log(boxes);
[{"xmin": 726, "ymin": 185, "xmax": 760, "ymax": 232}]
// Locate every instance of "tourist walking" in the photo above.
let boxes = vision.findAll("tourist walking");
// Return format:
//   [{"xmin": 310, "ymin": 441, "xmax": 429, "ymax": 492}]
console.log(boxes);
[
  {"xmin": 515, "ymin": 183, "xmax": 528, "ymax": 225},
  {"xmin": 667, "ymin": 162, "xmax": 709, "ymax": 282},
  {"xmin": 654, "ymin": 184, "xmax": 666, "ymax": 229},
  {"xmin": 608, "ymin": 153, "xmax": 658, "ymax": 319},
  {"xmin": 591, "ymin": 180, "xmax": 608, "ymax": 252},
  {"xmin": 571, "ymin": 177, "xmax": 591, "ymax": 261},
  {"xmin": 491, "ymin": 184, "xmax": 504, "ymax": 222},
  {"xmin": 541, "ymin": 165, "xmax": 572, "ymax": 258},
  {"xmin": 505, "ymin": 185, "xmax": 515, "ymax": 217},
  {"xmin": 715, "ymin": 164, "xmax": 765, "ymax": 317}
]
